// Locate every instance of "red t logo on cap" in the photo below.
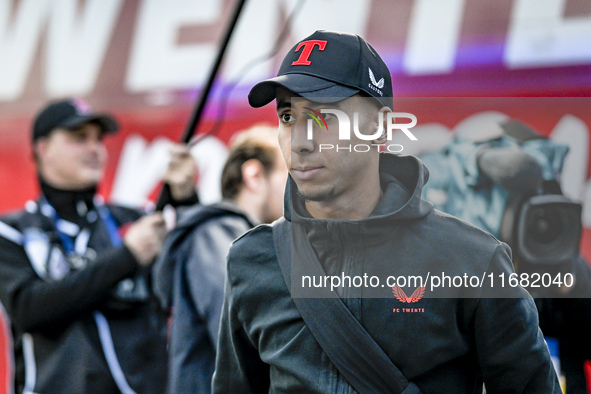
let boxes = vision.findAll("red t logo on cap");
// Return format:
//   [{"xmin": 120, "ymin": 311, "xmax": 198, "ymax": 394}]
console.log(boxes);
[{"xmin": 291, "ymin": 40, "xmax": 327, "ymax": 66}]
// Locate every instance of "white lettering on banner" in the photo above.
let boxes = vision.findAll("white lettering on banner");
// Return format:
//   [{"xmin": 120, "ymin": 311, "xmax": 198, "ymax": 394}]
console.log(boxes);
[
  {"xmin": 110, "ymin": 135, "xmax": 173, "ymax": 207},
  {"xmin": 404, "ymin": 0, "xmax": 465, "ymax": 75},
  {"xmin": 223, "ymin": 0, "xmax": 371, "ymax": 84},
  {"xmin": 222, "ymin": 0, "xmax": 277, "ymax": 83},
  {"xmin": 0, "ymin": 0, "xmax": 52, "ymax": 101},
  {"xmin": 505, "ymin": 0, "xmax": 591, "ymax": 68},
  {"xmin": 110, "ymin": 135, "xmax": 227, "ymax": 207},
  {"xmin": 286, "ymin": 0, "xmax": 369, "ymax": 42},
  {"xmin": 125, "ymin": 0, "xmax": 221, "ymax": 92},
  {"xmin": 46, "ymin": 0, "xmax": 123, "ymax": 97},
  {"xmin": 2, "ymin": 0, "xmax": 591, "ymax": 100}
]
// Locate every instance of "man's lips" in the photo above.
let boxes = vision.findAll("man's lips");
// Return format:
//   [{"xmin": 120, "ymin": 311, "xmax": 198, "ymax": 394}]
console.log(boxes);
[
  {"xmin": 81, "ymin": 160, "xmax": 104, "ymax": 169},
  {"xmin": 291, "ymin": 167, "xmax": 322, "ymax": 180}
]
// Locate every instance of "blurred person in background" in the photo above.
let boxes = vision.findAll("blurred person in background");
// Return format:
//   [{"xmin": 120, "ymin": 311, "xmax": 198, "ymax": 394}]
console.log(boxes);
[
  {"xmin": 420, "ymin": 120, "xmax": 591, "ymax": 393},
  {"xmin": 153, "ymin": 125, "xmax": 287, "ymax": 394},
  {"xmin": 0, "ymin": 98, "xmax": 197, "ymax": 394}
]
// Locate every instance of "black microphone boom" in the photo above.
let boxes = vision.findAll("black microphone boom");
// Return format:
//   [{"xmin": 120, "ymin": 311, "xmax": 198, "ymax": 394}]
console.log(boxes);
[{"xmin": 156, "ymin": 0, "xmax": 248, "ymax": 211}]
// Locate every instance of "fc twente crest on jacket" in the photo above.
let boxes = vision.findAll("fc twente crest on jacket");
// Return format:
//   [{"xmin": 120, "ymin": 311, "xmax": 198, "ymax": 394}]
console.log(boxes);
[{"xmin": 392, "ymin": 285, "xmax": 425, "ymax": 303}]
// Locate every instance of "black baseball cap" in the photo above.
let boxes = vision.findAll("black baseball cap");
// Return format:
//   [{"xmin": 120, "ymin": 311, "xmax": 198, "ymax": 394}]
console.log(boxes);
[
  {"xmin": 248, "ymin": 30, "xmax": 393, "ymax": 110},
  {"xmin": 32, "ymin": 98, "xmax": 119, "ymax": 142}
]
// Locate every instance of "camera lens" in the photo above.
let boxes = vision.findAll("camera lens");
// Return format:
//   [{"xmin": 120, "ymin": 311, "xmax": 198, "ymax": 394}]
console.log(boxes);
[
  {"xmin": 528, "ymin": 208, "xmax": 562, "ymax": 244},
  {"xmin": 518, "ymin": 195, "xmax": 582, "ymax": 265}
]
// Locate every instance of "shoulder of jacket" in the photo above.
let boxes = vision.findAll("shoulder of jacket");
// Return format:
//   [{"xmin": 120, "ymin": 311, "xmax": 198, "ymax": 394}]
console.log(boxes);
[
  {"xmin": 173, "ymin": 212, "xmax": 253, "ymax": 260},
  {"xmin": 176, "ymin": 203, "xmax": 248, "ymax": 229},
  {"xmin": 232, "ymin": 222, "xmax": 273, "ymax": 245},
  {"xmin": 0, "ymin": 204, "xmax": 48, "ymax": 243},
  {"xmin": 226, "ymin": 224, "xmax": 274, "ymax": 277},
  {"xmin": 0, "ymin": 216, "xmax": 25, "ymax": 246},
  {"xmin": 168, "ymin": 205, "xmax": 252, "ymax": 251},
  {"xmin": 0, "ymin": 208, "xmax": 28, "ymax": 226},
  {"xmin": 432, "ymin": 208, "xmax": 501, "ymax": 243},
  {"xmin": 422, "ymin": 209, "xmax": 503, "ymax": 267}
]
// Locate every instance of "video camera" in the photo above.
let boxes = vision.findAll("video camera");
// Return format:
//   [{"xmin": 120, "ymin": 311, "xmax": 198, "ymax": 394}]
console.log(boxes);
[
  {"xmin": 478, "ymin": 121, "xmax": 582, "ymax": 275},
  {"xmin": 499, "ymin": 181, "xmax": 582, "ymax": 275}
]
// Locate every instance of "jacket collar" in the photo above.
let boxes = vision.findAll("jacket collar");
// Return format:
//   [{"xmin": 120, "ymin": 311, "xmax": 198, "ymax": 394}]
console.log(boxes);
[
  {"xmin": 39, "ymin": 176, "xmax": 97, "ymax": 227},
  {"xmin": 284, "ymin": 153, "xmax": 433, "ymax": 231}
]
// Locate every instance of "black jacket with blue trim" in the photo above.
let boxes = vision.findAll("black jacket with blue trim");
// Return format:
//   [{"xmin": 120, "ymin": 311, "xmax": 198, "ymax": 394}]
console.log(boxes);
[{"xmin": 0, "ymin": 193, "xmax": 167, "ymax": 394}]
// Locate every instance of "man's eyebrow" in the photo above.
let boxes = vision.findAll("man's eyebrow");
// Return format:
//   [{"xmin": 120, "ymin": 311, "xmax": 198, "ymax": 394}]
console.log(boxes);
[{"xmin": 276, "ymin": 100, "xmax": 291, "ymax": 112}]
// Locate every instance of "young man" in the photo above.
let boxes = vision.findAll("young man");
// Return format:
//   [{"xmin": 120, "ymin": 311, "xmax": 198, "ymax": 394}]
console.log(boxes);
[
  {"xmin": 153, "ymin": 126, "xmax": 287, "ymax": 394},
  {"xmin": 0, "ymin": 99, "xmax": 196, "ymax": 393},
  {"xmin": 212, "ymin": 31, "xmax": 561, "ymax": 393}
]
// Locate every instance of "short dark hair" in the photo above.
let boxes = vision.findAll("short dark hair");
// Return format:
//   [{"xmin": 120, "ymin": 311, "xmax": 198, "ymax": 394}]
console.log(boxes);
[{"xmin": 221, "ymin": 126, "xmax": 279, "ymax": 200}]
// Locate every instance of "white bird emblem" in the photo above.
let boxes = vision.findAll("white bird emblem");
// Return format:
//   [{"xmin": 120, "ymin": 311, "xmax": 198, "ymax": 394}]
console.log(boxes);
[{"xmin": 368, "ymin": 67, "xmax": 385, "ymax": 89}]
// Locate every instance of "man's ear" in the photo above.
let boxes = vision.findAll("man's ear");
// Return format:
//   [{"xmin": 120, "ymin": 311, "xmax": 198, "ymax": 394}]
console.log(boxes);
[
  {"xmin": 34, "ymin": 138, "xmax": 48, "ymax": 162},
  {"xmin": 241, "ymin": 159, "xmax": 265, "ymax": 192},
  {"xmin": 372, "ymin": 107, "xmax": 391, "ymax": 145}
]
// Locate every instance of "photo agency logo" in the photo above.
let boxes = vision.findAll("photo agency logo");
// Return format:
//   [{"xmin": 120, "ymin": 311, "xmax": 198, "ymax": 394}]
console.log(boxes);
[
  {"xmin": 303, "ymin": 100, "xmax": 419, "ymax": 153},
  {"xmin": 303, "ymin": 107, "xmax": 328, "ymax": 132}
]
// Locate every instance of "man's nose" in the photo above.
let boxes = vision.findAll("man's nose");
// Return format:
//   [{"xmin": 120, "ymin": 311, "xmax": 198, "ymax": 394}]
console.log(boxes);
[
  {"xmin": 291, "ymin": 118, "xmax": 315, "ymax": 154},
  {"xmin": 87, "ymin": 136, "xmax": 104, "ymax": 152}
]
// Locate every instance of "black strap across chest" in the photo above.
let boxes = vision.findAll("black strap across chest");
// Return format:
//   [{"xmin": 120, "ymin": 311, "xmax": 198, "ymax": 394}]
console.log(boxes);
[{"xmin": 272, "ymin": 218, "xmax": 422, "ymax": 394}]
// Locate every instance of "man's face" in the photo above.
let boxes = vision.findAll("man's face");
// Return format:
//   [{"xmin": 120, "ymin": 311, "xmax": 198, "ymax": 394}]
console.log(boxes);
[
  {"xmin": 35, "ymin": 122, "xmax": 107, "ymax": 190},
  {"xmin": 276, "ymin": 87, "xmax": 384, "ymax": 204}
]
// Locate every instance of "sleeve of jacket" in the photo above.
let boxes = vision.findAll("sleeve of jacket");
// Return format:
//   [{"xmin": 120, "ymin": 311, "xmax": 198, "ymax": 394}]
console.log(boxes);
[
  {"xmin": 0, "ymin": 228, "xmax": 139, "ymax": 333},
  {"xmin": 474, "ymin": 243, "xmax": 561, "ymax": 393},
  {"xmin": 212, "ymin": 256, "xmax": 270, "ymax": 393},
  {"xmin": 187, "ymin": 217, "xmax": 251, "ymax": 347},
  {"xmin": 152, "ymin": 223, "xmax": 190, "ymax": 312}
]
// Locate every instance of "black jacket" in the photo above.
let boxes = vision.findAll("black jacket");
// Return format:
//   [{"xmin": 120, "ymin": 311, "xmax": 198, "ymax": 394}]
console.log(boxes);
[
  {"xmin": 153, "ymin": 202, "xmax": 253, "ymax": 394},
  {"xmin": 213, "ymin": 153, "xmax": 560, "ymax": 393},
  {"xmin": 0, "ymin": 196, "xmax": 167, "ymax": 394}
]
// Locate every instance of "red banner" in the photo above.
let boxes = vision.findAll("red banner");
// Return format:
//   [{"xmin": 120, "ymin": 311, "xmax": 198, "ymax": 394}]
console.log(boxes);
[{"xmin": 1, "ymin": 0, "xmax": 591, "ymax": 391}]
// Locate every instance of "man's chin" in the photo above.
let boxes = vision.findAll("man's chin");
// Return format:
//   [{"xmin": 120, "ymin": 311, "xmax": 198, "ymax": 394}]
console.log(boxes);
[
  {"xmin": 297, "ymin": 186, "xmax": 335, "ymax": 203},
  {"xmin": 72, "ymin": 172, "xmax": 103, "ymax": 189}
]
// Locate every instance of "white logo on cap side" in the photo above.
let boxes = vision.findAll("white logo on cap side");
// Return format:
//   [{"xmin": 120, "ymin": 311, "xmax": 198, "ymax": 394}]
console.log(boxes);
[{"xmin": 368, "ymin": 67, "xmax": 385, "ymax": 89}]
